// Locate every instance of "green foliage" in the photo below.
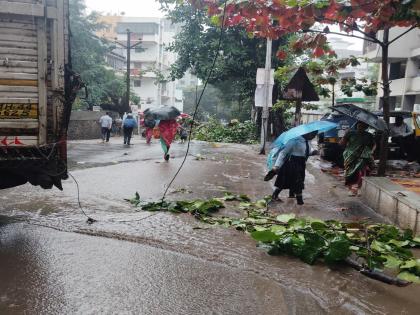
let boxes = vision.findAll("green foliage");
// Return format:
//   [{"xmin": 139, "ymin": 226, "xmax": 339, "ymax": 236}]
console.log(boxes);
[
  {"xmin": 193, "ymin": 117, "xmax": 257, "ymax": 144},
  {"xmin": 274, "ymin": 46, "xmax": 377, "ymax": 104},
  {"xmin": 158, "ymin": 0, "xmax": 286, "ymax": 121},
  {"xmin": 70, "ymin": 0, "xmax": 138, "ymax": 113},
  {"xmin": 126, "ymin": 192, "xmax": 420, "ymax": 284},
  {"xmin": 131, "ymin": 95, "xmax": 141, "ymax": 105}
]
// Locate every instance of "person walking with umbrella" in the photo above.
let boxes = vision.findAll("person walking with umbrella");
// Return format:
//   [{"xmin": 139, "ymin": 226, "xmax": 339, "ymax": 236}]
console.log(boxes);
[
  {"xmin": 340, "ymin": 122, "xmax": 376, "ymax": 196},
  {"xmin": 265, "ymin": 131, "xmax": 318, "ymax": 205},
  {"xmin": 143, "ymin": 106, "xmax": 181, "ymax": 161},
  {"xmin": 264, "ymin": 121, "xmax": 337, "ymax": 205},
  {"xmin": 331, "ymin": 104, "xmax": 385, "ymax": 196},
  {"xmin": 158, "ymin": 119, "xmax": 179, "ymax": 161}
]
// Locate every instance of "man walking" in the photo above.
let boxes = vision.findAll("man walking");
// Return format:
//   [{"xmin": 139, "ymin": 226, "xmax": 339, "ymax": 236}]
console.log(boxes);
[
  {"xmin": 123, "ymin": 114, "xmax": 138, "ymax": 145},
  {"xmin": 99, "ymin": 112, "xmax": 113, "ymax": 143}
]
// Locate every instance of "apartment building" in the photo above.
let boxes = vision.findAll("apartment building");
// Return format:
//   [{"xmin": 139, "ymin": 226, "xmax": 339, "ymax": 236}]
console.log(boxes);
[
  {"xmin": 364, "ymin": 27, "xmax": 420, "ymax": 111},
  {"xmin": 104, "ymin": 49, "xmax": 126, "ymax": 76},
  {"xmin": 98, "ymin": 16, "xmax": 183, "ymax": 111}
]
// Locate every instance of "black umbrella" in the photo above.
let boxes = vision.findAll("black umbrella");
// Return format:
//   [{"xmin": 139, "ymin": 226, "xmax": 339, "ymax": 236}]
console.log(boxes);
[
  {"xmin": 332, "ymin": 104, "xmax": 388, "ymax": 131},
  {"xmin": 143, "ymin": 106, "xmax": 181, "ymax": 120}
]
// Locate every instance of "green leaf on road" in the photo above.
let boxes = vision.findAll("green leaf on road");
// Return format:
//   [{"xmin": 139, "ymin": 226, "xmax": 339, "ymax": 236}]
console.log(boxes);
[
  {"xmin": 324, "ymin": 236, "xmax": 351, "ymax": 263},
  {"xmin": 276, "ymin": 213, "xmax": 296, "ymax": 223},
  {"xmin": 381, "ymin": 255, "xmax": 402, "ymax": 269},
  {"xmin": 398, "ymin": 272, "xmax": 420, "ymax": 284},
  {"xmin": 251, "ymin": 230, "xmax": 279, "ymax": 242},
  {"xmin": 400, "ymin": 259, "xmax": 417, "ymax": 269}
]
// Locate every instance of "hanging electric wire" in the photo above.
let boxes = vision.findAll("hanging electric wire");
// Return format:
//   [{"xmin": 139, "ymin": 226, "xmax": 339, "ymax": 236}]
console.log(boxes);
[{"xmin": 160, "ymin": 1, "xmax": 228, "ymax": 203}]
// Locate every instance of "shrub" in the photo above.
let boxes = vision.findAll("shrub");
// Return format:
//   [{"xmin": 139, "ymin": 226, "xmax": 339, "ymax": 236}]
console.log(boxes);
[{"xmin": 194, "ymin": 117, "xmax": 257, "ymax": 144}]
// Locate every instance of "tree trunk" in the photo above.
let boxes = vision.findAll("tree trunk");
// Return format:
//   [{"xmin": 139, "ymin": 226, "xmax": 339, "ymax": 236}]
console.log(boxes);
[
  {"xmin": 255, "ymin": 107, "xmax": 262, "ymax": 139},
  {"xmin": 294, "ymin": 99, "xmax": 302, "ymax": 126},
  {"xmin": 271, "ymin": 108, "xmax": 286, "ymax": 138},
  {"xmin": 378, "ymin": 28, "xmax": 390, "ymax": 176}
]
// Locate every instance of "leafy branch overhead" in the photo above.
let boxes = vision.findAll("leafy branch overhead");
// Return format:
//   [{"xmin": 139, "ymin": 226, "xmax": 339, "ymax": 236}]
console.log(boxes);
[
  {"xmin": 190, "ymin": 0, "xmax": 420, "ymax": 59},
  {"xmin": 126, "ymin": 193, "xmax": 420, "ymax": 285}
]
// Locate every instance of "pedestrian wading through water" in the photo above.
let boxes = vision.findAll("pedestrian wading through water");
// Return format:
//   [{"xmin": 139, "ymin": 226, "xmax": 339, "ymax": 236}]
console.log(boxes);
[{"xmin": 264, "ymin": 131, "xmax": 318, "ymax": 205}]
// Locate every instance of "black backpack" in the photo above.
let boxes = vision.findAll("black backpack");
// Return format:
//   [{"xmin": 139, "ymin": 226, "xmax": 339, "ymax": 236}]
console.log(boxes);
[{"xmin": 144, "ymin": 118, "xmax": 156, "ymax": 128}]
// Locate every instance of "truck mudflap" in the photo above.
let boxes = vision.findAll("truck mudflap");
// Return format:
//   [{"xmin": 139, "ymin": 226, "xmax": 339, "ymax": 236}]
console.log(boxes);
[{"xmin": 0, "ymin": 141, "xmax": 67, "ymax": 190}]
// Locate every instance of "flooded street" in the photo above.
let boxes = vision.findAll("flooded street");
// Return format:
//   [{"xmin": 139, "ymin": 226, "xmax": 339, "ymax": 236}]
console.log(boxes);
[{"xmin": 1, "ymin": 138, "xmax": 420, "ymax": 314}]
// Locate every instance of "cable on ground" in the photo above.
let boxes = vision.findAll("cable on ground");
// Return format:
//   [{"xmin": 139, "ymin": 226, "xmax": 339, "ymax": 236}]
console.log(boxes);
[
  {"xmin": 160, "ymin": 1, "xmax": 228, "ymax": 204},
  {"xmin": 68, "ymin": 172, "xmax": 97, "ymax": 224}
]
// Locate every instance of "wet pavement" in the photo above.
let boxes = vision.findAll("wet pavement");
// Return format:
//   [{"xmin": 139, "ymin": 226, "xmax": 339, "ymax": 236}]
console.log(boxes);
[{"xmin": 1, "ymin": 137, "xmax": 420, "ymax": 314}]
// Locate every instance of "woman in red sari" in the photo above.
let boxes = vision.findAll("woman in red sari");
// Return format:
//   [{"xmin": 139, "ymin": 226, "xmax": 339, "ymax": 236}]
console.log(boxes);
[{"xmin": 158, "ymin": 119, "xmax": 179, "ymax": 161}]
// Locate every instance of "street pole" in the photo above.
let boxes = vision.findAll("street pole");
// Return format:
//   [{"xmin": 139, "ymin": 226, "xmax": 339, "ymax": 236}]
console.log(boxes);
[
  {"xmin": 126, "ymin": 29, "xmax": 131, "ymax": 114},
  {"xmin": 259, "ymin": 38, "xmax": 272, "ymax": 155},
  {"xmin": 114, "ymin": 32, "xmax": 143, "ymax": 116}
]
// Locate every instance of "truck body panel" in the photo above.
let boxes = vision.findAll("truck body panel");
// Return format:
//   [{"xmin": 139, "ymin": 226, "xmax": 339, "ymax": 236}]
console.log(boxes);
[{"xmin": 0, "ymin": 0, "xmax": 70, "ymax": 190}]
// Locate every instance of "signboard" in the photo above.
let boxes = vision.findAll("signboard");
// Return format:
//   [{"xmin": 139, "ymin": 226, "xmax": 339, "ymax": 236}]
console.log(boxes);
[
  {"xmin": 254, "ymin": 85, "xmax": 273, "ymax": 107},
  {"xmin": 92, "ymin": 106, "xmax": 101, "ymax": 112},
  {"xmin": 0, "ymin": 103, "xmax": 38, "ymax": 119},
  {"xmin": 255, "ymin": 68, "xmax": 274, "ymax": 108},
  {"xmin": 256, "ymin": 68, "xmax": 275, "ymax": 85}
]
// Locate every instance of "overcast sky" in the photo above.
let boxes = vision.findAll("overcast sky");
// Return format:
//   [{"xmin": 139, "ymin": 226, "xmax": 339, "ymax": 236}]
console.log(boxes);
[
  {"xmin": 85, "ymin": 0, "xmax": 164, "ymax": 17},
  {"xmin": 84, "ymin": 0, "xmax": 363, "ymax": 52}
]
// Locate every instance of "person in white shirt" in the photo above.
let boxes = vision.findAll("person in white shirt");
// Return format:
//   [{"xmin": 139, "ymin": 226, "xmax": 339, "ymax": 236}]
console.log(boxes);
[
  {"xmin": 264, "ymin": 131, "xmax": 318, "ymax": 205},
  {"xmin": 99, "ymin": 112, "xmax": 113, "ymax": 143},
  {"xmin": 390, "ymin": 116, "xmax": 412, "ymax": 137},
  {"xmin": 390, "ymin": 116, "xmax": 413, "ymax": 159}
]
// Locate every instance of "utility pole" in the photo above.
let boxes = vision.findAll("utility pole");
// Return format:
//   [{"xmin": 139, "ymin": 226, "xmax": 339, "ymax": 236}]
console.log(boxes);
[
  {"xmin": 114, "ymin": 29, "xmax": 143, "ymax": 114},
  {"xmin": 259, "ymin": 38, "xmax": 272, "ymax": 155},
  {"xmin": 126, "ymin": 29, "xmax": 131, "ymax": 113}
]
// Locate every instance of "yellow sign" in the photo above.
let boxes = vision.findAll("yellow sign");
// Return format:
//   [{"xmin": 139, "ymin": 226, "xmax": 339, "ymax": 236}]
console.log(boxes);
[{"xmin": 0, "ymin": 103, "xmax": 38, "ymax": 119}]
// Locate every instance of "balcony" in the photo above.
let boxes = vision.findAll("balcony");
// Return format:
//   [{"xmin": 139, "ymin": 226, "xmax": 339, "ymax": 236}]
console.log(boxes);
[
  {"xmin": 408, "ymin": 76, "xmax": 420, "ymax": 94},
  {"xmin": 411, "ymin": 47, "xmax": 420, "ymax": 58},
  {"xmin": 141, "ymin": 33, "xmax": 159, "ymax": 43},
  {"xmin": 377, "ymin": 77, "xmax": 420, "ymax": 97},
  {"xmin": 142, "ymin": 71, "xmax": 157, "ymax": 78}
]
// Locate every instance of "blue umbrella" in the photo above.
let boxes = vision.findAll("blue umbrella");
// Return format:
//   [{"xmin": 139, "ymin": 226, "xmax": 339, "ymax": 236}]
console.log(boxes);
[{"xmin": 267, "ymin": 120, "xmax": 338, "ymax": 169}]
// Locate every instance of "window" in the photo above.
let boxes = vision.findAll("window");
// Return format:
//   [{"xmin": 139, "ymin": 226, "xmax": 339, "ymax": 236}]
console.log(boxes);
[
  {"xmin": 134, "ymin": 80, "xmax": 141, "ymax": 87},
  {"xmin": 389, "ymin": 61, "xmax": 407, "ymax": 80},
  {"xmin": 135, "ymin": 47, "xmax": 143, "ymax": 53}
]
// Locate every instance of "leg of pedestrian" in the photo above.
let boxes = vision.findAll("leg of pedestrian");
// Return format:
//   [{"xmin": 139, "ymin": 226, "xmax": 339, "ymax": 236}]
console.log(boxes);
[{"xmin": 127, "ymin": 127, "xmax": 133, "ymax": 145}]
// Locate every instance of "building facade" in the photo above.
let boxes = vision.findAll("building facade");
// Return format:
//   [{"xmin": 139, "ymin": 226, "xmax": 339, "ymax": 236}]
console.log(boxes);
[
  {"xmin": 328, "ymin": 36, "xmax": 376, "ymax": 109},
  {"xmin": 98, "ymin": 16, "xmax": 184, "ymax": 111},
  {"xmin": 364, "ymin": 27, "xmax": 420, "ymax": 112},
  {"xmin": 104, "ymin": 49, "xmax": 126, "ymax": 76}
]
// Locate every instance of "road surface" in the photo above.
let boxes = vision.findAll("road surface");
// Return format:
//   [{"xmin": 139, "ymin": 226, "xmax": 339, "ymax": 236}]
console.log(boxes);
[{"xmin": 1, "ymin": 137, "xmax": 419, "ymax": 314}]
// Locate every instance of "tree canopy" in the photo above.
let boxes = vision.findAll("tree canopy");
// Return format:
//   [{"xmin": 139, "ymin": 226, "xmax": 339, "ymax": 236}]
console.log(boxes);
[
  {"xmin": 193, "ymin": 0, "xmax": 420, "ymax": 56},
  {"xmin": 70, "ymin": 0, "xmax": 137, "ymax": 115},
  {"xmin": 187, "ymin": 0, "xmax": 420, "ymax": 175},
  {"xmin": 159, "ymin": 0, "xmax": 287, "ymax": 121}
]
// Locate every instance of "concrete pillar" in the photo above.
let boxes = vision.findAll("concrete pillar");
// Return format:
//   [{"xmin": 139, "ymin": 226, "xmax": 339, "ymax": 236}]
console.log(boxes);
[
  {"xmin": 405, "ymin": 58, "xmax": 418, "ymax": 78},
  {"xmin": 403, "ymin": 95, "xmax": 415, "ymax": 111}
]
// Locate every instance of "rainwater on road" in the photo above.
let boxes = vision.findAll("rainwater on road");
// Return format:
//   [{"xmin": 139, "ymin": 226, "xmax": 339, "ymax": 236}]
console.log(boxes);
[{"xmin": 1, "ymin": 137, "xmax": 420, "ymax": 314}]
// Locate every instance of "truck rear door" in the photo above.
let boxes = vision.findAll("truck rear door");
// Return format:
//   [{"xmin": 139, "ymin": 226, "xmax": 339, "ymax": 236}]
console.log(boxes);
[{"xmin": 0, "ymin": 0, "xmax": 69, "ymax": 189}]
